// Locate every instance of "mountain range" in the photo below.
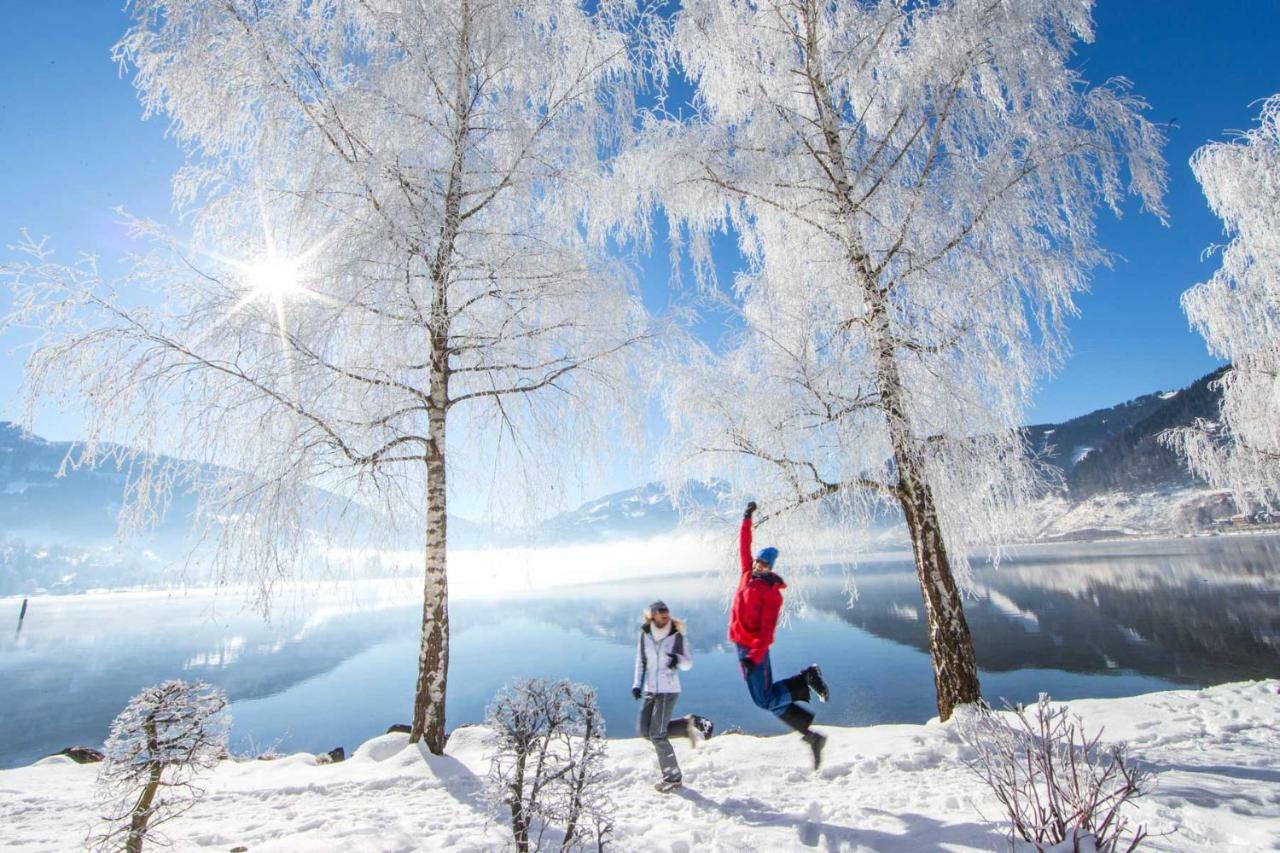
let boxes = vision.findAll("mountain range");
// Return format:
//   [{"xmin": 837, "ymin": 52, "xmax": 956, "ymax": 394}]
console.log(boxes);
[{"xmin": 0, "ymin": 366, "xmax": 1244, "ymax": 595}]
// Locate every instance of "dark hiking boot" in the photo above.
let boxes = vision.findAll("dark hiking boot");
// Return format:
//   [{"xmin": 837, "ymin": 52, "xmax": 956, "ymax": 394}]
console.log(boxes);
[
  {"xmin": 655, "ymin": 778, "xmax": 683, "ymax": 793},
  {"xmin": 804, "ymin": 664, "xmax": 830, "ymax": 703},
  {"xmin": 695, "ymin": 715, "xmax": 715, "ymax": 741},
  {"xmin": 779, "ymin": 705, "xmax": 815, "ymax": 734},
  {"xmin": 803, "ymin": 731, "xmax": 827, "ymax": 771}
]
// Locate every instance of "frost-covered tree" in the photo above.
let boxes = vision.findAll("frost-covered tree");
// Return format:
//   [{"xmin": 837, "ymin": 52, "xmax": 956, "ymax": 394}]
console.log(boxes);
[
  {"xmin": 626, "ymin": 0, "xmax": 1166, "ymax": 718},
  {"xmin": 90, "ymin": 680, "xmax": 229, "ymax": 853},
  {"xmin": 2, "ymin": 0, "xmax": 650, "ymax": 753},
  {"xmin": 485, "ymin": 679, "xmax": 613, "ymax": 852},
  {"xmin": 1166, "ymin": 95, "xmax": 1280, "ymax": 507}
]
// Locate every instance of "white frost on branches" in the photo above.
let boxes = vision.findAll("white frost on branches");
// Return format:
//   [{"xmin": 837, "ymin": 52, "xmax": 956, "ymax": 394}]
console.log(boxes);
[
  {"xmin": 1, "ymin": 0, "xmax": 653, "ymax": 603},
  {"xmin": 622, "ymin": 0, "xmax": 1166, "ymax": 582},
  {"xmin": 1167, "ymin": 95, "xmax": 1280, "ymax": 508},
  {"xmin": 3, "ymin": 0, "xmax": 659, "ymax": 751},
  {"xmin": 90, "ymin": 680, "xmax": 229, "ymax": 852},
  {"xmin": 485, "ymin": 679, "xmax": 613, "ymax": 852}
]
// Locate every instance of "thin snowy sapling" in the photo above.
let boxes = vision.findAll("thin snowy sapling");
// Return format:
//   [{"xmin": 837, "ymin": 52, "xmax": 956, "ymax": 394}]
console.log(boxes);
[
  {"xmin": 1165, "ymin": 94, "xmax": 1280, "ymax": 508},
  {"xmin": 90, "ymin": 680, "xmax": 229, "ymax": 853},
  {"xmin": 484, "ymin": 679, "xmax": 613, "ymax": 852},
  {"xmin": 956, "ymin": 695, "xmax": 1151, "ymax": 853},
  {"xmin": 3, "ymin": 0, "xmax": 652, "ymax": 756},
  {"xmin": 630, "ymin": 0, "xmax": 1166, "ymax": 719}
]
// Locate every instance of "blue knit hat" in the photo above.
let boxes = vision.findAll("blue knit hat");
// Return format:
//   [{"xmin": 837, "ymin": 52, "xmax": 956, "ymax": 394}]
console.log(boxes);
[{"xmin": 755, "ymin": 547, "xmax": 778, "ymax": 568}]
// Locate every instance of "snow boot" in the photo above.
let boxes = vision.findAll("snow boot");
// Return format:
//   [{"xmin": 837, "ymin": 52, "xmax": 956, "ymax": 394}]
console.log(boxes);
[
  {"xmin": 655, "ymin": 778, "xmax": 683, "ymax": 793},
  {"xmin": 804, "ymin": 664, "xmax": 830, "ymax": 703},
  {"xmin": 686, "ymin": 715, "xmax": 714, "ymax": 748},
  {"xmin": 803, "ymin": 730, "xmax": 827, "ymax": 771}
]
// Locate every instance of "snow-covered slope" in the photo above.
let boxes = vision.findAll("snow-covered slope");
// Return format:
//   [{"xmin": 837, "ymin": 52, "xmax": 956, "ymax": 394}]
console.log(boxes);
[{"xmin": 3, "ymin": 681, "xmax": 1275, "ymax": 851}]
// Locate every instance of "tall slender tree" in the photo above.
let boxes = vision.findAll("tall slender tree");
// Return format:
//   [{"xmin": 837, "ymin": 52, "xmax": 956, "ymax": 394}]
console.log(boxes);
[
  {"xmin": 1166, "ymin": 94, "xmax": 1280, "ymax": 507},
  {"xmin": 629, "ymin": 0, "xmax": 1166, "ymax": 718},
  {"xmin": 3, "ymin": 0, "xmax": 650, "ymax": 753}
]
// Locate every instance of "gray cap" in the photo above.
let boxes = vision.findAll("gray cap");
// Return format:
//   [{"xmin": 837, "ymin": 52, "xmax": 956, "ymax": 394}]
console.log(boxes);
[{"xmin": 648, "ymin": 600, "xmax": 668, "ymax": 613}]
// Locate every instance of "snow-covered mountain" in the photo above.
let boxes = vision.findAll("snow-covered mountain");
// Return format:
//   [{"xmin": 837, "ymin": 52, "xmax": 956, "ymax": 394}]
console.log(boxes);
[
  {"xmin": 0, "ymin": 367, "xmax": 1258, "ymax": 594},
  {"xmin": 1025, "ymin": 366, "xmax": 1228, "ymax": 497},
  {"xmin": 530, "ymin": 481, "xmax": 729, "ymax": 545}
]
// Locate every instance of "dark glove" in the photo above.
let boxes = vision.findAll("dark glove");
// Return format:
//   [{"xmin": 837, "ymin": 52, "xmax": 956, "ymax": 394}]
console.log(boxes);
[
  {"xmin": 744, "ymin": 501, "xmax": 758, "ymax": 519},
  {"xmin": 742, "ymin": 657, "xmax": 757, "ymax": 675},
  {"xmin": 666, "ymin": 652, "xmax": 679, "ymax": 670},
  {"xmin": 632, "ymin": 687, "xmax": 642, "ymax": 700}
]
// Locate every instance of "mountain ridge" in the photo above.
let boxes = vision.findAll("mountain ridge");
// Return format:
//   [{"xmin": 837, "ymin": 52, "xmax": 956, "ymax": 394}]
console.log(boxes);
[{"xmin": 0, "ymin": 366, "xmax": 1246, "ymax": 594}]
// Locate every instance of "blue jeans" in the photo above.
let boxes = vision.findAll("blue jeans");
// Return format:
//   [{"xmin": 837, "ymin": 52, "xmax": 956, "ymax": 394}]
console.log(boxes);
[{"xmin": 737, "ymin": 645, "xmax": 813, "ymax": 732}]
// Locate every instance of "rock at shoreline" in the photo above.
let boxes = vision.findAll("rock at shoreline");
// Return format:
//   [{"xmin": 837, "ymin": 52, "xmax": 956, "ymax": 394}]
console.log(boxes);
[{"xmin": 56, "ymin": 746, "xmax": 104, "ymax": 764}]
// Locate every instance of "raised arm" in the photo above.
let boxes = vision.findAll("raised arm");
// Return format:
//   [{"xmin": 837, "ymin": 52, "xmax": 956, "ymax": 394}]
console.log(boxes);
[{"xmin": 739, "ymin": 502, "xmax": 757, "ymax": 575}]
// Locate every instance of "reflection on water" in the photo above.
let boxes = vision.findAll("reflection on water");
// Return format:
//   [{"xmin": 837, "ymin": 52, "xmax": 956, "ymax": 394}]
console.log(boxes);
[{"xmin": 1, "ymin": 535, "xmax": 1277, "ymax": 769}]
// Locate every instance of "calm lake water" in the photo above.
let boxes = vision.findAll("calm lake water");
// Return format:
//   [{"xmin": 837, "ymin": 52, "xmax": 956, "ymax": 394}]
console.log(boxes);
[{"xmin": 2, "ymin": 535, "xmax": 1278, "ymax": 769}]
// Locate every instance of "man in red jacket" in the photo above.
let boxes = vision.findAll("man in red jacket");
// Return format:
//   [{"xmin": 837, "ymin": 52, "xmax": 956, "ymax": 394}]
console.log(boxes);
[{"xmin": 731, "ymin": 501, "xmax": 830, "ymax": 769}]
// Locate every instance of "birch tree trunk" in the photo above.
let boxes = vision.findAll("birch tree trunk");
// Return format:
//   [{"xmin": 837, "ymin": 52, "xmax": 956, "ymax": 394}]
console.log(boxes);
[
  {"xmin": 870, "ymin": 291, "xmax": 981, "ymax": 719},
  {"xmin": 897, "ymin": 466, "xmax": 981, "ymax": 719},
  {"xmin": 412, "ymin": 398, "xmax": 450, "ymax": 752}
]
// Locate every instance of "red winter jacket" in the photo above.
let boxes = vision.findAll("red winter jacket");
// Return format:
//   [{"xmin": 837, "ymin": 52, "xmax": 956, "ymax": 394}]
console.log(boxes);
[{"xmin": 728, "ymin": 515, "xmax": 786, "ymax": 664}]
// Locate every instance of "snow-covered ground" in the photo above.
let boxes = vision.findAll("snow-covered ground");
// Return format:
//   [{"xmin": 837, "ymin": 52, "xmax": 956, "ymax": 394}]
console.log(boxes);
[{"xmin": 4, "ymin": 681, "xmax": 1276, "ymax": 851}]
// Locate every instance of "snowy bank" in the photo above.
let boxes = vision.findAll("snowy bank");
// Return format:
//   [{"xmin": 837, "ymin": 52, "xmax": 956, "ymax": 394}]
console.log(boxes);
[{"xmin": 3, "ymin": 681, "xmax": 1276, "ymax": 851}]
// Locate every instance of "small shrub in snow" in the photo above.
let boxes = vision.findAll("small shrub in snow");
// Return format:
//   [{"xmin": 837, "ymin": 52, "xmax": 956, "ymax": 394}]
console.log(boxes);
[
  {"xmin": 956, "ymin": 695, "xmax": 1151, "ymax": 852},
  {"xmin": 89, "ymin": 680, "xmax": 229, "ymax": 852},
  {"xmin": 484, "ymin": 678, "xmax": 613, "ymax": 852}
]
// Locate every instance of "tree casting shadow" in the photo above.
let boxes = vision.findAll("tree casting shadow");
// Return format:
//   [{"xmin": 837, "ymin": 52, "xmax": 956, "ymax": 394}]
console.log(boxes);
[{"xmin": 675, "ymin": 789, "xmax": 1005, "ymax": 852}]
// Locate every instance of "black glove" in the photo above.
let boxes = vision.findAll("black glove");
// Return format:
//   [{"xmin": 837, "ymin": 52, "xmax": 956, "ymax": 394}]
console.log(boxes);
[
  {"xmin": 632, "ymin": 687, "xmax": 642, "ymax": 700},
  {"xmin": 666, "ymin": 652, "xmax": 679, "ymax": 670},
  {"xmin": 742, "ymin": 657, "xmax": 757, "ymax": 675},
  {"xmin": 744, "ymin": 501, "xmax": 758, "ymax": 519}
]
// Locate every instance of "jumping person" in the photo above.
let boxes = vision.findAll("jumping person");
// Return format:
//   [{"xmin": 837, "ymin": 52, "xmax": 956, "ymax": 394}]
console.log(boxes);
[
  {"xmin": 731, "ymin": 501, "xmax": 830, "ymax": 769},
  {"xmin": 632, "ymin": 600, "xmax": 712, "ymax": 792}
]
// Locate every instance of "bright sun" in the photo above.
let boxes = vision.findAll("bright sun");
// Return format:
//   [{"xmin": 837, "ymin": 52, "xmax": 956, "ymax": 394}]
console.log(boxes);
[{"xmin": 245, "ymin": 257, "xmax": 302, "ymax": 299}]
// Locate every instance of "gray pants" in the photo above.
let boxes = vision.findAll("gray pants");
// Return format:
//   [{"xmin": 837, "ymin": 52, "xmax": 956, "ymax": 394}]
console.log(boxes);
[{"xmin": 638, "ymin": 692, "xmax": 682, "ymax": 782}]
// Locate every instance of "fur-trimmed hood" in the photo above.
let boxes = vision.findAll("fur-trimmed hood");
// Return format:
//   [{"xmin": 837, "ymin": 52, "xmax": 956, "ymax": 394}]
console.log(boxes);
[{"xmin": 641, "ymin": 614, "xmax": 686, "ymax": 635}]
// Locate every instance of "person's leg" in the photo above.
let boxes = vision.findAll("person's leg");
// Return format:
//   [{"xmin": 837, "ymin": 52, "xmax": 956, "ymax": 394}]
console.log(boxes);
[
  {"xmin": 740, "ymin": 647, "xmax": 811, "ymax": 712},
  {"xmin": 647, "ymin": 692, "xmax": 681, "ymax": 782},
  {"xmin": 738, "ymin": 646, "xmax": 814, "ymax": 734},
  {"xmin": 738, "ymin": 644, "xmax": 774, "ymax": 709},
  {"xmin": 637, "ymin": 693, "xmax": 655, "ymax": 739}
]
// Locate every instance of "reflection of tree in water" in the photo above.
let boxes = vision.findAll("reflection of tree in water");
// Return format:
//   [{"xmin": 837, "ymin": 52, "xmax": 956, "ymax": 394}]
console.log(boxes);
[
  {"xmin": 806, "ymin": 537, "xmax": 1280, "ymax": 685},
  {"xmin": 482, "ymin": 536, "xmax": 1280, "ymax": 688}
]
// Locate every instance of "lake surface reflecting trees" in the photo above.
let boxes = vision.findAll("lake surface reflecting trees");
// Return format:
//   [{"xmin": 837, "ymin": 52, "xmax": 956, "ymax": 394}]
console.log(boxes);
[{"xmin": 2, "ymin": 535, "xmax": 1277, "ymax": 768}]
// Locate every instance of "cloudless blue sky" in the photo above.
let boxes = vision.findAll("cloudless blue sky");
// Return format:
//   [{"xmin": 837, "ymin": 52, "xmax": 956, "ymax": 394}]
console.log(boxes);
[{"xmin": 0, "ymin": 1, "xmax": 1277, "ymax": 491}]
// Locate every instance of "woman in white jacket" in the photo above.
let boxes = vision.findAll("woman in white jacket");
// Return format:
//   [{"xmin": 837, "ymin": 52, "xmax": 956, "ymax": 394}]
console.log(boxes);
[{"xmin": 632, "ymin": 600, "xmax": 712, "ymax": 792}]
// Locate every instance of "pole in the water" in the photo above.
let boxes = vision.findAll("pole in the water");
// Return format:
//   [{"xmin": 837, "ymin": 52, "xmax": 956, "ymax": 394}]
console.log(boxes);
[{"xmin": 15, "ymin": 597, "xmax": 28, "ymax": 636}]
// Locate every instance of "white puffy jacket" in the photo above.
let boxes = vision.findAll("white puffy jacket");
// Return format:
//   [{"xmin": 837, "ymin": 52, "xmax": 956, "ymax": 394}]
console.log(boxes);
[{"xmin": 632, "ymin": 621, "xmax": 693, "ymax": 694}]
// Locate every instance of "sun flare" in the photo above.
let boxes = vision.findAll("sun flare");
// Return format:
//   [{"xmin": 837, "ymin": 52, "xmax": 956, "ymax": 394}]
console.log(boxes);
[{"xmin": 245, "ymin": 256, "xmax": 302, "ymax": 300}]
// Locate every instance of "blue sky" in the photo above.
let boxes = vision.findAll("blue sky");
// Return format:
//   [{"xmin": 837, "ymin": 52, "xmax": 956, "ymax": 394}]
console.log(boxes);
[{"xmin": 1, "ymin": 2, "xmax": 1277, "ymax": 451}]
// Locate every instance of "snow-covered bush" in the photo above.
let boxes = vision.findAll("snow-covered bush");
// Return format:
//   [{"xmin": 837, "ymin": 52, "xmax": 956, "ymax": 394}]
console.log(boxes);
[
  {"xmin": 484, "ymin": 679, "xmax": 613, "ymax": 852},
  {"xmin": 956, "ymin": 695, "xmax": 1151, "ymax": 852},
  {"xmin": 89, "ymin": 680, "xmax": 229, "ymax": 853}
]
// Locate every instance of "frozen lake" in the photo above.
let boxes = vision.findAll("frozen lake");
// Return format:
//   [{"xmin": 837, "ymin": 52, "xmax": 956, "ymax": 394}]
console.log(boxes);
[{"xmin": 2, "ymin": 535, "xmax": 1278, "ymax": 769}]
